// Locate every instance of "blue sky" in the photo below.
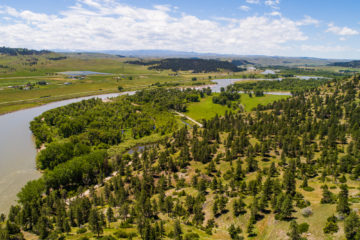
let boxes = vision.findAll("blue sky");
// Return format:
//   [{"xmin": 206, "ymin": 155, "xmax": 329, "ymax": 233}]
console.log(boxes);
[{"xmin": 0, "ymin": 0, "xmax": 359, "ymax": 59}]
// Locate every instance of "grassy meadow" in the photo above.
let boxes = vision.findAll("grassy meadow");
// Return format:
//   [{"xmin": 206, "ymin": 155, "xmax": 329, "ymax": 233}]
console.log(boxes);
[{"xmin": 186, "ymin": 93, "xmax": 289, "ymax": 121}]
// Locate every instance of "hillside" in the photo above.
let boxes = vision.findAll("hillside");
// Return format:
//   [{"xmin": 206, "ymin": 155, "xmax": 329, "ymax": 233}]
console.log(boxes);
[
  {"xmin": 2, "ymin": 76, "xmax": 360, "ymax": 240},
  {"xmin": 93, "ymin": 50, "xmax": 344, "ymax": 67},
  {"xmin": 329, "ymin": 60, "xmax": 360, "ymax": 68},
  {"xmin": 127, "ymin": 58, "xmax": 247, "ymax": 73}
]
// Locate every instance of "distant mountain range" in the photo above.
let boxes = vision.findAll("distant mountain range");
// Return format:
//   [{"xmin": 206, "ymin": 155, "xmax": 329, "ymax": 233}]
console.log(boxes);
[
  {"xmin": 1, "ymin": 47, "xmax": 355, "ymax": 67},
  {"xmin": 58, "ymin": 49, "xmax": 352, "ymax": 67}
]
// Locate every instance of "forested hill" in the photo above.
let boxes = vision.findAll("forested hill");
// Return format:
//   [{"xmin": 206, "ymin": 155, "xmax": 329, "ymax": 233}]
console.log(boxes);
[
  {"xmin": 127, "ymin": 58, "xmax": 248, "ymax": 73},
  {"xmin": 0, "ymin": 47, "xmax": 52, "ymax": 56},
  {"xmin": 328, "ymin": 60, "xmax": 360, "ymax": 68},
  {"xmin": 4, "ymin": 76, "xmax": 360, "ymax": 240}
]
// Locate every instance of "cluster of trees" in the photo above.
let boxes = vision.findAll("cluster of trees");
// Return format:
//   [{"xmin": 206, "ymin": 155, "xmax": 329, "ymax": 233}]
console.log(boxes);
[
  {"xmin": 4, "ymin": 75, "xmax": 360, "ymax": 239},
  {"xmin": 212, "ymin": 87, "xmax": 241, "ymax": 106},
  {"xmin": 132, "ymin": 88, "xmax": 211, "ymax": 112},
  {"xmin": 234, "ymin": 78, "xmax": 330, "ymax": 93},
  {"xmin": 329, "ymin": 60, "xmax": 360, "ymax": 68},
  {"xmin": 140, "ymin": 58, "xmax": 246, "ymax": 73},
  {"xmin": 0, "ymin": 47, "xmax": 51, "ymax": 56},
  {"xmin": 47, "ymin": 56, "xmax": 67, "ymax": 61}
]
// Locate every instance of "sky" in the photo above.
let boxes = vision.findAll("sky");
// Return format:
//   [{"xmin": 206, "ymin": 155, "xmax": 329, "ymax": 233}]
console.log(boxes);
[{"xmin": 0, "ymin": 0, "xmax": 359, "ymax": 59}]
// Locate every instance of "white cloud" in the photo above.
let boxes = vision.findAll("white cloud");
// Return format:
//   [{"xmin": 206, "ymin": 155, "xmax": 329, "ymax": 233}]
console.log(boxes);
[
  {"xmin": 239, "ymin": 5, "xmax": 251, "ymax": 11},
  {"xmin": 296, "ymin": 16, "xmax": 319, "ymax": 26},
  {"xmin": 326, "ymin": 23, "xmax": 358, "ymax": 36},
  {"xmin": 0, "ymin": 0, "xmax": 309, "ymax": 55},
  {"xmin": 246, "ymin": 0, "xmax": 260, "ymax": 4},
  {"xmin": 269, "ymin": 11, "xmax": 281, "ymax": 17},
  {"xmin": 265, "ymin": 0, "xmax": 280, "ymax": 8}
]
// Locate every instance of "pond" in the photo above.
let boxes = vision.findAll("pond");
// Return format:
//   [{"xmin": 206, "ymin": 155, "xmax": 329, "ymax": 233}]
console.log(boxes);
[{"xmin": 58, "ymin": 71, "xmax": 110, "ymax": 76}]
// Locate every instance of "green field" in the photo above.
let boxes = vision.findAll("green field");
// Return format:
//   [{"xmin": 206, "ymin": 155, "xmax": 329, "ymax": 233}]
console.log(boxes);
[
  {"xmin": 240, "ymin": 93, "xmax": 289, "ymax": 111},
  {"xmin": 0, "ymin": 54, "xmax": 221, "ymax": 115},
  {"xmin": 187, "ymin": 93, "xmax": 289, "ymax": 121}
]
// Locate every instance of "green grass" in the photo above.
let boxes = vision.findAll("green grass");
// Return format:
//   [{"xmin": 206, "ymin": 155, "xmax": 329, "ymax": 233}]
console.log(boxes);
[
  {"xmin": 240, "ymin": 94, "xmax": 289, "ymax": 111},
  {"xmin": 187, "ymin": 95, "xmax": 234, "ymax": 121},
  {"xmin": 186, "ymin": 94, "xmax": 290, "ymax": 121}
]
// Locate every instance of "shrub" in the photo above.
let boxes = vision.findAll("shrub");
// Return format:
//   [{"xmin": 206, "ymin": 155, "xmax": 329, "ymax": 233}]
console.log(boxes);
[
  {"xmin": 114, "ymin": 230, "xmax": 128, "ymax": 238},
  {"xmin": 298, "ymin": 223, "xmax": 309, "ymax": 233},
  {"xmin": 184, "ymin": 232, "xmax": 200, "ymax": 240},
  {"xmin": 77, "ymin": 228, "xmax": 87, "ymax": 234}
]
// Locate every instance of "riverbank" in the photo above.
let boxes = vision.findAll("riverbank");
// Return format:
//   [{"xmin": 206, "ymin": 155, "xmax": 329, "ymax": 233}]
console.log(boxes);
[{"xmin": 0, "ymin": 78, "xmax": 290, "ymax": 214}]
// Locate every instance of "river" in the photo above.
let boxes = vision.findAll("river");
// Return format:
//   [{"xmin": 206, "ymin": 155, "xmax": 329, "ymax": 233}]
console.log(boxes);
[{"xmin": 0, "ymin": 79, "xmax": 289, "ymax": 214}]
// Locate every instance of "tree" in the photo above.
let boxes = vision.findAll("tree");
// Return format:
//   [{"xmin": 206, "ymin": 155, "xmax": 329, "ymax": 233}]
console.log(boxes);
[
  {"xmin": 344, "ymin": 212, "xmax": 360, "ymax": 240},
  {"xmin": 228, "ymin": 224, "xmax": 243, "ymax": 240},
  {"xmin": 0, "ymin": 214, "xmax": 5, "ymax": 222},
  {"xmin": 173, "ymin": 220, "xmax": 182, "ymax": 240},
  {"xmin": 336, "ymin": 184, "xmax": 350, "ymax": 215},
  {"xmin": 320, "ymin": 185, "xmax": 335, "ymax": 204},
  {"xmin": 36, "ymin": 217, "xmax": 51, "ymax": 239},
  {"xmin": 118, "ymin": 86, "xmax": 124, "ymax": 91},
  {"xmin": 89, "ymin": 208, "xmax": 104, "ymax": 237},
  {"xmin": 106, "ymin": 207, "xmax": 115, "ymax": 226},
  {"xmin": 63, "ymin": 219, "xmax": 71, "ymax": 234},
  {"xmin": 212, "ymin": 201, "xmax": 218, "ymax": 217},
  {"xmin": 287, "ymin": 220, "xmax": 302, "ymax": 240},
  {"xmin": 323, "ymin": 215, "xmax": 338, "ymax": 234},
  {"xmin": 276, "ymin": 194, "xmax": 293, "ymax": 220},
  {"xmin": 283, "ymin": 161, "xmax": 296, "ymax": 196},
  {"xmin": 233, "ymin": 198, "xmax": 246, "ymax": 217}
]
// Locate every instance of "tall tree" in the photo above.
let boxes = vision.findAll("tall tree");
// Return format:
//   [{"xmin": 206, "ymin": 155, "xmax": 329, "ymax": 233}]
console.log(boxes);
[{"xmin": 89, "ymin": 208, "xmax": 104, "ymax": 237}]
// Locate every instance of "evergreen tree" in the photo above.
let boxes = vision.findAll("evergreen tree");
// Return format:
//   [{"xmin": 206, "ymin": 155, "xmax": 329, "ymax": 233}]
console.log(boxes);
[
  {"xmin": 336, "ymin": 184, "xmax": 350, "ymax": 215},
  {"xmin": 323, "ymin": 215, "xmax": 338, "ymax": 234},
  {"xmin": 106, "ymin": 207, "xmax": 115, "ymax": 226},
  {"xmin": 344, "ymin": 212, "xmax": 360, "ymax": 240},
  {"xmin": 287, "ymin": 220, "xmax": 301, "ymax": 240},
  {"xmin": 173, "ymin": 220, "xmax": 182, "ymax": 240},
  {"xmin": 89, "ymin": 208, "xmax": 104, "ymax": 237},
  {"xmin": 320, "ymin": 185, "xmax": 334, "ymax": 204}
]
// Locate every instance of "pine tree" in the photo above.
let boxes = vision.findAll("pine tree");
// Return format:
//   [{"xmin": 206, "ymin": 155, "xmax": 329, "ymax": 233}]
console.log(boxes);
[
  {"xmin": 277, "ymin": 195, "xmax": 293, "ymax": 220},
  {"xmin": 89, "ymin": 208, "xmax": 103, "ymax": 237},
  {"xmin": 233, "ymin": 198, "xmax": 246, "ymax": 217},
  {"xmin": 287, "ymin": 220, "xmax": 301, "ymax": 240},
  {"xmin": 323, "ymin": 215, "xmax": 338, "ymax": 234},
  {"xmin": 36, "ymin": 216, "xmax": 51, "ymax": 239},
  {"xmin": 283, "ymin": 161, "xmax": 296, "ymax": 196},
  {"xmin": 336, "ymin": 184, "xmax": 350, "ymax": 215},
  {"xmin": 106, "ymin": 207, "xmax": 115, "ymax": 226},
  {"xmin": 63, "ymin": 219, "xmax": 71, "ymax": 234},
  {"xmin": 344, "ymin": 212, "xmax": 360, "ymax": 240},
  {"xmin": 212, "ymin": 201, "xmax": 218, "ymax": 217},
  {"xmin": 173, "ymin": 220, "xmax": 182, "ymax": 240},
  {"xmin": 320, "ymin": 185, "xmax": 334, "ymax": 204},
  {"xmin": 301, "ymin": 176, "xmax": 308, "ymax": 188}
]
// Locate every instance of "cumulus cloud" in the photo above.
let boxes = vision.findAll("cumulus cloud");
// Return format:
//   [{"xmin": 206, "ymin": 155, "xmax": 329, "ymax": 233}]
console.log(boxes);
[
  {"xmin": 239, "ymin": 5, "xmax": 251, "ymax": 11},
  {"xmin": 296, "ymin": 16, "xmax": 319, "ymax": 26},
  {"xmin": 246, "ymin": 0, "xmax": 260, "ymax": 4},
  {"xmin": 0, "ymin": 0, "xmax": 310, "ymax": 54},
  {"xmin": 326, "ymin": 23, "xmax": 358, "ymax": 36},
  {"xmin": 265, "ymin": 0, "xmax": 280, "ymax": 8},
  {"xmin": 269, "ymin": 11, "xmax": 281, "ymax": 17}
]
